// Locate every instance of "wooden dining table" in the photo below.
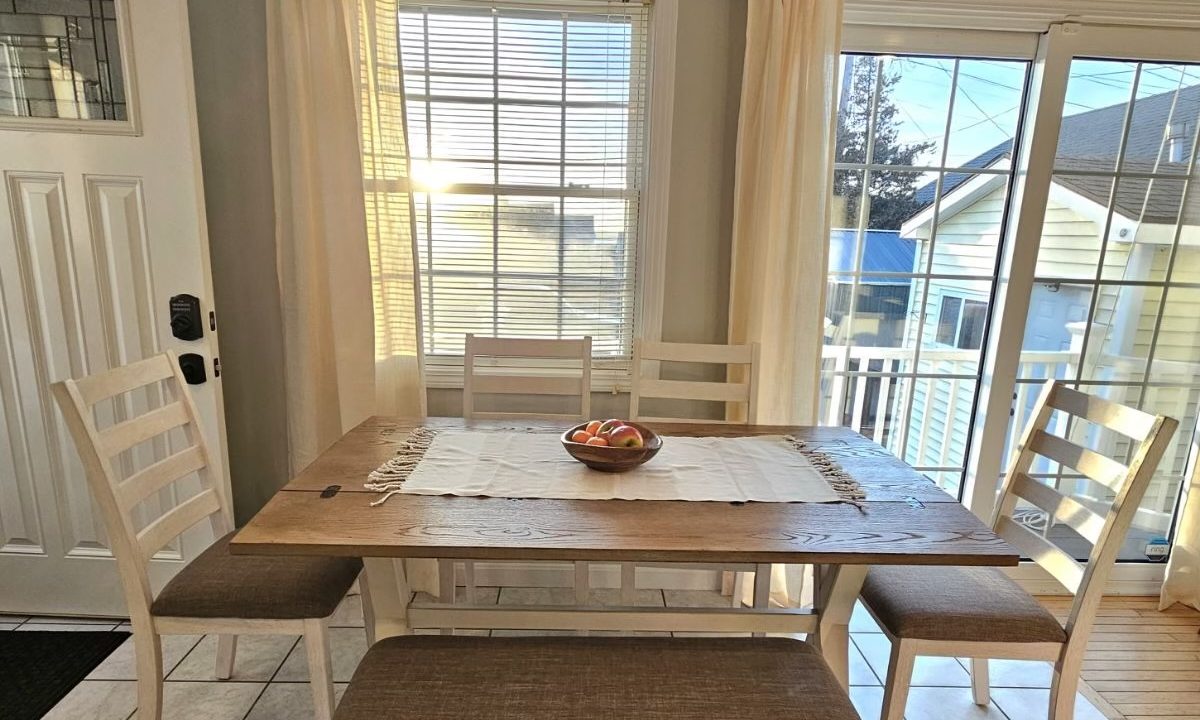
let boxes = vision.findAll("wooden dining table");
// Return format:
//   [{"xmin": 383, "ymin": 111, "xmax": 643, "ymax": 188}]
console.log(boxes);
[{"xmin": 231, "ymin": 416, "xmax": 1019, "ymax": 688}]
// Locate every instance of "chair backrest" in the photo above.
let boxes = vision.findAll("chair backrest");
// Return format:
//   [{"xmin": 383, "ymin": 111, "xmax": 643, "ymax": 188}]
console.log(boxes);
[
  {"xmin": 463, "ymin": 334, "xmax": 592, "ymax": 421},
  {"xmin": 629, "ymin": 339, "xmax": 760, "ymax": 424},
  {"xmin": 52, "ymin": 351, "xmax": 230, "ymax": 620},
  {"xmin": 991, "ymin": 380, "xmax": 1177, "ymax": 643}
]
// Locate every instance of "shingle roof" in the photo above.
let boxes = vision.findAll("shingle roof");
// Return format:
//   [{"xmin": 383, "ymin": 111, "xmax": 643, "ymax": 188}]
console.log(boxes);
[{"xmin": 911, "ymin": 84, "xmax": 1200, "ymax": 225}]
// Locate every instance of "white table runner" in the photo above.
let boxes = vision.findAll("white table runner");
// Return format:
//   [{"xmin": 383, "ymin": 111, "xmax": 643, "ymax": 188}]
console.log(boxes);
[{"xmin": 390, "ymin": 430, "xmax": 845, "ymax": 503}]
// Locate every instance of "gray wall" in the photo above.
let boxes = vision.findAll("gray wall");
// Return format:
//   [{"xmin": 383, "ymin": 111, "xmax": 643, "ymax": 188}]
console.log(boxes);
[
  {"xmin": 188, "ymin": 0, "xmax": 291, "ymax": 524},
  {"xmin": 189, "ymin": 0, "xmax": 746, "ymax": 517}
]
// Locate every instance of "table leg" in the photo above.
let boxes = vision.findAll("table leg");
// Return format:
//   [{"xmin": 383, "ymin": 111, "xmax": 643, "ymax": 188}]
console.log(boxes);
[
  {"xmin": 363, "ymin": 558, "xmax": 413, "ymax": 640},
  {"xmin": 810, "ymin": 564, "xmax": 867, "ymax": 690}
]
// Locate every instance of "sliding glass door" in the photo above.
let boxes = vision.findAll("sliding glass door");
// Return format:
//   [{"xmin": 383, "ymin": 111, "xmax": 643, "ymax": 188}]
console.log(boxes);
[
  {"xmin": 838, "ymin": 25, "xmax": 1200, "ymax": 572},
  {"xmin": 1008, "ymin": 57, "xmax": 1200, "ymax": 561},
  {"xmin": 823, "ymin": 52, "xmax": 1030, "ymax": 497}
]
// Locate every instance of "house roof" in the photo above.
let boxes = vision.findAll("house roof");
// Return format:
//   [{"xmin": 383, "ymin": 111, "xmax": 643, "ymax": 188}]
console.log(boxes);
[
  {"xmin": 829, "ymin": 229, "xmax": 915, "ymax": 281},
  {"xmin": 911, "ymin": 83, "xmax": 1200, "ymax": 225}
]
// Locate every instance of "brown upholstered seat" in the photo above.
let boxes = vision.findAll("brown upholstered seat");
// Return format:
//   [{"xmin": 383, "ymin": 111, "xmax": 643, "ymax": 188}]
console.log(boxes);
[
  {"xmin": 861, "ymin": 565, "xmax": 1067, "ymax": 644},
  {"xmin": 335, "ymin": 636, "xmax": 861, "ymax": 720},
  {"xmin": 151, "ymin": 532, "xmax": 362, "ymax": 620}
]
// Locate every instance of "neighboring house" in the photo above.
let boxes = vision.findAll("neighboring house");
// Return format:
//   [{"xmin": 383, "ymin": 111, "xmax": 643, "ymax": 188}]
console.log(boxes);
[{"xmin": 894, "ymin": 84, "xmax": 1200, "ymax": 530}]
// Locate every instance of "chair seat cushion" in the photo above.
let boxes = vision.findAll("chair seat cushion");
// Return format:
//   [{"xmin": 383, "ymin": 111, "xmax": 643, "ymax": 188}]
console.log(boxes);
[
  {"xmin": 861, "ymin": 565, "xmax": 1067, "ymax": 644},
  {"xmin": 335, "ymin": 636, "xmax": 861, "ymax": 720},
  {"xmin": 151, "ymin": 532, "xmax": 361, "ymax": 620}
]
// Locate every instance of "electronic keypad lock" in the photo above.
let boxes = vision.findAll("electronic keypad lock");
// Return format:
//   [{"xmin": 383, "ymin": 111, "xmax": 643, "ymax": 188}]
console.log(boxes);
[{"xmin": 169, "ymin": 294, "xmax": 203, "ymax": 341}]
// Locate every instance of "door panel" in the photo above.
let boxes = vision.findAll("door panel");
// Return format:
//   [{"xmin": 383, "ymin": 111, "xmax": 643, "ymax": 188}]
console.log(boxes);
[{"xmin": 0, "ymin": 0, "xmax": 228, "ymax": 616}]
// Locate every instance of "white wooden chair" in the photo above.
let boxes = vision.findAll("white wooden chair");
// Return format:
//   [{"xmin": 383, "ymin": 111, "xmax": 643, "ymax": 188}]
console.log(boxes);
[
  {"xmin": 452, "ymin": 335, "xmax": 592, "ymax": 610},
  {"xmin": 53, "ymin": 352, "xmax": 371, "ymax": 720},
  {"xmin": 860, "ymin": 380, "xmax": 1178, "ymax": 720},
  {"xmin": 627, "ymin": 339, "xmax": 761, "ymax": 607},
  {"xmin": 629, "ymin": 339, "xmax": 759, "ymax": 424}
]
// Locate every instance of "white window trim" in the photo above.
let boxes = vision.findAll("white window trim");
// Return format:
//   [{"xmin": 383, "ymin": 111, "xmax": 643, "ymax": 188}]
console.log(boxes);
[{"xmin": 417, "ymin": 0, "xmax": 675, "ymax": 391}]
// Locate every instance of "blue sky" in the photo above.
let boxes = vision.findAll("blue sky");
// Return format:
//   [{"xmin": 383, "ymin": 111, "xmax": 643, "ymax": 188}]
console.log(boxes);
[{"xmin": 855, "ymin": 56, "xmax": 1200, "ymax": 169}]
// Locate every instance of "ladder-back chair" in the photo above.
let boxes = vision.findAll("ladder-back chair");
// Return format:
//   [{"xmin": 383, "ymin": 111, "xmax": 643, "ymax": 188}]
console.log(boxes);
[
  {"xmin": 53, "ymin": 351, "xmax": 370, "ymax": 720},
  {"xmin": 450, "ymin": 335, "xmax": 592, "ymax": 617},
  {"xmin": 860, "ymin": 379, "xmax": 1177, "ymax": 720},
  {"xmin": 626, "ymin": 339, "xmax": 762, "ymax": 607}
]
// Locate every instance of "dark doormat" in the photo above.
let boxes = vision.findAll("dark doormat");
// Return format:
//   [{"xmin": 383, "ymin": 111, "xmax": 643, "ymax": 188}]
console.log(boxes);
[{"xmin": 0, "ymin": 630, "xmax": 130, "ymax": 720}]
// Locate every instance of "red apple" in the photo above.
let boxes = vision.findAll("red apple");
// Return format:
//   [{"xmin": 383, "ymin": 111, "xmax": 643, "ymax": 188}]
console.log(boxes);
[
  {"xmin": 585, "ymin": 436, "xmax": 609, "ymax": 446},
  {"xmin": 585, "ymin": 420, "xmax": 603, "ymax": 436},
  {"xmin": 608, "ymin": 425, "xmax": 643, "ymax": 448},
  {"xmin": 570, "ymin": 430, "xmax": 593, "ymax": 444},
  {"xmin": 597, "ymin": 419, "xmax": 624, "ymax": 438}
]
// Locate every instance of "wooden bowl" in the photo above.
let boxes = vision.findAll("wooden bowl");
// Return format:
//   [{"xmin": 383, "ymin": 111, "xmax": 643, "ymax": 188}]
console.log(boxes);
[{"xmin": 560, "ymin": 422, "xmax": 662, "ymax": 472}]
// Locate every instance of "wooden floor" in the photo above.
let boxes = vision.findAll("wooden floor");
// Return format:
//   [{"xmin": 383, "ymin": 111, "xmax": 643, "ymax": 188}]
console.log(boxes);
[{"xmin": 1041, "ymin": 595, "xmax": 1200, "ymax": 720}]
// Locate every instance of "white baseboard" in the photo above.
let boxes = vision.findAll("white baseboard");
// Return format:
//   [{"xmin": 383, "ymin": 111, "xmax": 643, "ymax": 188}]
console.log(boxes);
[{"xmin": 464, "ymin": 561, "xmax": 722, "ymax": 591}]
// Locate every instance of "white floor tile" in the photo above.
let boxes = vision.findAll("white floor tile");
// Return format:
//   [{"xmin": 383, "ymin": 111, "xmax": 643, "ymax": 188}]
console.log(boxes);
[
  {"xmin": 88, "ymin": 634, "xmax": 204, "ymax": 681},
  {"xmin": 43, "ymin": 680, "xmax": 137, "ymax": 720},
  {"xmin": 990, "ymin": 687, "xmax": 1108, "ymax": 720},
  {"xmin": 498, "ymin": 586, "xmax": 665, "ymax": 607},
  {"xmin": 160, "ymin": 680, "xmax": 264, "ymax": 720},
  {"xmin": 25, "ymin": 616, "xmax": 122, "ymax": 626},
  {"xmin": 850, "ymin": 685, "xmax": 885, "ymax": 719},
  {"xmin": 274, "ymin": 627, "xmax": 368, "ymax": 683},
  {"xmin": 850, "ymin": 601, "xmax": 883, "ymax": 633},
  {"xmin": 17, "ymin": 623, "xmax": 121, "ymax": 632},
  {"xmin": 411, "ymin": 628, "xmax": 491, "ymax": 636},
  {"xmin": 853, "ymin": 633, "xmax": 972, "ymax": 687},
  {"xmin": 958, "ymin": 658, "xmax": 1053, "ymax": 689},
  {"xmin": 849, "ymin": 636, "xmax": 882, "ymax": 686},
  {"xmin": 663, "ymin": 589, "xmax": 733, "ymax": 609},
  {"xmin": 243, "ymin": 682, "xmax": 348, "ymax": 720},
  {"xmin": 414, "ymin": 586, "xmax": 501, "ymax": 605},
  {"xmin": 168, "ymin": 634, "xmax": 298, "ymax": 681},
  {"xmin": 329, "ymin": 594, "xmax": 365, "ymax": 628},
  {"xmin": 903, "ymin": 687, "xmax": 1008, "ymax": 719}
]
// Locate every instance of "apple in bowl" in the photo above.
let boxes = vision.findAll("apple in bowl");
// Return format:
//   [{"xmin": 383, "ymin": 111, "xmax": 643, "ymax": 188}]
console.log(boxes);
[{"xmin": 561, "ymin": 419, "xmax": 662, "ymax": 472}]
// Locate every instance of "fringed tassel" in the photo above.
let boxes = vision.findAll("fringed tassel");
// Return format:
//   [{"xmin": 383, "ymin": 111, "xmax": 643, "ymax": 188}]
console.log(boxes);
[
  {"xmin": 783, "ymin": 435, "xmax": 867, "ymax": 506},
  {"xmin": 364, "ymin": 427, "xmax": 438, "ymax": 506}
]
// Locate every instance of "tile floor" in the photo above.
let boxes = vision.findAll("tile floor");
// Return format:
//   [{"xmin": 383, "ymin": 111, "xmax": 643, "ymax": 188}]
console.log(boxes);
[{"xmin": 9, "ymin": 589, "xmax": 1112, "ymax": 720}]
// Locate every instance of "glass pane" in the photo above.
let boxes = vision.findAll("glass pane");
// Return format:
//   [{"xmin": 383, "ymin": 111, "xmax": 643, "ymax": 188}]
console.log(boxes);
[
  {"xmin": 835, "ymin": 54, "xmax": 950, "ymax": 168},
  {"xmin": 917, "ymin": 172, "xmax": 1009, "ymax": 277},
  {"xmin": 827, "ymin": 274, "xmax": 919, "ymax": 351},
  {"xmin": 0, "ymin": 0, "xmax": 126, "ymax": 120},
  {"xmin": 1123, "ymin": 63, "xmax": 1200, "ymax": 176},
  {"xmin": 1035, "ymin": 174, "xmax": 1114, "ymax": 279},
  {"xmin": 1019, "ymin": 282, "xmax": 1092, "ymax": 379},
  {"xmin": 1056, "ymin": 60, "xmax": 1138, "ymax": 173},
  {"xmin": 944, "ymin": 60, "xmax": 1026, "ymax": 169},
  {"xmin": 903, "ymin": 378, "xmax": 977, "ymax": 472}
]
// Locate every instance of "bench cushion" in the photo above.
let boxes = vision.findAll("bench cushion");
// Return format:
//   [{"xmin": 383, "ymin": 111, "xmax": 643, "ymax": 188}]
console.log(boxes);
[
  {"xmin": 151, "ymin": 532, "xmax": 361, "ymax": 620},
  {"xmin": 861, "ymin": 565, "xmax": 1067, "ymax": 644},
  {"xmin": 336, "ymin": 636, "xmax": 860, "ymax": 720}
]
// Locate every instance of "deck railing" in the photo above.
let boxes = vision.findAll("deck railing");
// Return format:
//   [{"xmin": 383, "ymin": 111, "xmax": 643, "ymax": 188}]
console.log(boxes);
[{"xmin": 821, "ymin": 345, "xmax": 1197, "ymax": 534}]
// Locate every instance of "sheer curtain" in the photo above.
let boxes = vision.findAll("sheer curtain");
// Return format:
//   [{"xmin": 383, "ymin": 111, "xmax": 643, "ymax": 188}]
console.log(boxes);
[
  {"xmin": 728, "ymin": 0, "xmax": 844, "ymax": 605},
  {"xmin": 268, "ymin": 0, "xmax": 433, "ymax": 593},
  {"xmin": 1163, "ymin": 469, "xmax": 1200, "ymax": 610},
  {"xmin": 266, "ymin": 0, "xmax": 377, "ymax": 473}
]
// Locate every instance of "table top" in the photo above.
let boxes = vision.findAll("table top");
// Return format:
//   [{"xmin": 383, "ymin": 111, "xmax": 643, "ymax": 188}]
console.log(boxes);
[{"xmin": 231, "ymin": 417, "xmax": 1018, "ymax": 566}]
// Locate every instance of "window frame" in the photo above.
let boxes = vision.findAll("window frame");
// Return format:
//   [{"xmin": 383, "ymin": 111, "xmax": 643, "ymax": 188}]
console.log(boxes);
[{"xmin": 399, "ymin": 0, "xmax": 669, "ymax": 391}]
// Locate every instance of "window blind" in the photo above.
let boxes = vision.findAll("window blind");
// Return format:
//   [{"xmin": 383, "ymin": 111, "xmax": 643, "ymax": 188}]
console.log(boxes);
[{"xmin": 395, "ymin": 0, "xmax": 649, "ymax": 359}]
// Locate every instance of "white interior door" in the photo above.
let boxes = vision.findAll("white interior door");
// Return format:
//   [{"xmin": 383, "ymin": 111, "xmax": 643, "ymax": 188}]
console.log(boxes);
[{"xmin": 0, "ymin": 0, "xmax": 229, "ymax": 617}]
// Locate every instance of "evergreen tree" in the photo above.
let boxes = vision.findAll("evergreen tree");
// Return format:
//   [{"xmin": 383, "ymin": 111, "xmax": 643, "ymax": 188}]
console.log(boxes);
[{"xmin": 834, "ymin": 57, "xmax": 936, "ymax": 230}]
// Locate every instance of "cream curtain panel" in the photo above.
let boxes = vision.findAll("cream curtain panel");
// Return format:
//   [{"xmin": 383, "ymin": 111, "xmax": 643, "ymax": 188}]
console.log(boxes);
[
  {"xmin": 267, "ymin": 0, "xmax": 377, "ymax": 474},
  {"xmin": 268, "ymin": 0, "xmax": 434, "ymax": 595},
  {"xmin": 1162, "ymin": 467, "xmax": 1200, "ymax": 610},
  {"xmin": 267, "ymin": 0, "xmax": 427, "ymax": 477},
  {"xmin": 728, "ymin": 0, "xmax": 844, "ymax": 607}
]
